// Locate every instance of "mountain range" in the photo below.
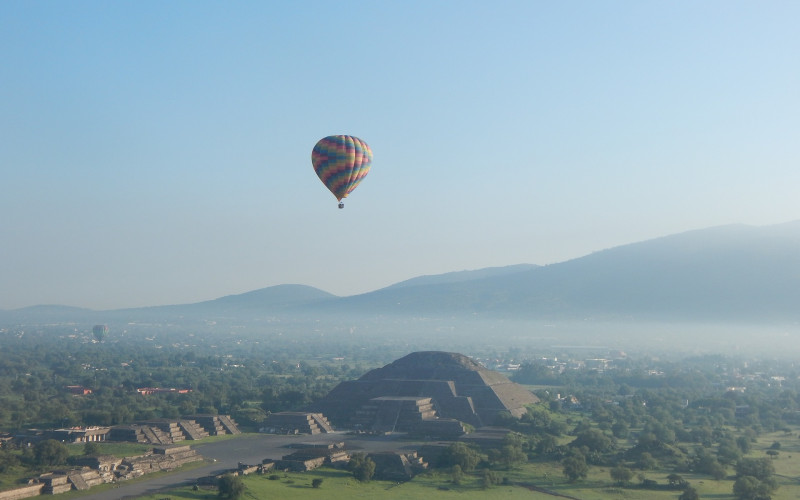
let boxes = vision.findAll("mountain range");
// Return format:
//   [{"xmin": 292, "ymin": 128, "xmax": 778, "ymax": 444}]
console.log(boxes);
[{"xmin": 3, "ymin": 222, "xmax": 800, "ymax": 325}]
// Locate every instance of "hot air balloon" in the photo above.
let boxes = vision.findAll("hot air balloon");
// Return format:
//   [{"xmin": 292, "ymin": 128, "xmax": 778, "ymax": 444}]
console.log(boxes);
[
  {"xmin": 92, "ymin": 324, "xmax": 108, "ymax": 342},
  {"xmin": 311, "ymin": 135, "xmax": 372, "ymax": 208}
]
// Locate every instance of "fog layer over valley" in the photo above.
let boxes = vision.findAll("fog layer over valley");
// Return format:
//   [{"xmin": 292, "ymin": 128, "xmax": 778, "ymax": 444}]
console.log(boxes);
[{"xmin": 3, "ymin": 222, "xmax": 800, "ymax": 358}]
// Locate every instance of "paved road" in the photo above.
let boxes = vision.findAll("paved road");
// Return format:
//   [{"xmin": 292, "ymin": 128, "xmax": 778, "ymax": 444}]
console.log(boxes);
[{"xmin": 79, "ymin": 432, "xmax": 422, "ymax": 500}]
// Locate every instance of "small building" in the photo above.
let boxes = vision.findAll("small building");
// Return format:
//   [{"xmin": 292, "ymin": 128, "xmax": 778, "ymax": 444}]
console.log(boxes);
[{"xmin": 47, "ymin": 426, "xmax": 110, "ymax": 443}]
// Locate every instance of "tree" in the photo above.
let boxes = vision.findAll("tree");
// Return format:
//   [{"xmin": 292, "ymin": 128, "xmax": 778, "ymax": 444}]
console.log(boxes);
[
  {"xmin": 488, "ymin": 444, "xmax": 527, "ymax": 469},
  {"xmin": 637, "ymin": 452, "xmax": 658, "ymax": 470},
  {"xmin": 451, "ymin": 464, "xmax": 464, "ymax": 485},
  {"xmin": 0, "ymin": 449, "xmax": 19, "ymax": 474},
  {"xmin": 732, "ymin": 458, "xmax": 778, "ymax": 499},
  {"xmin": 570, "ymin": 428, "xmax": 614, "ymax": 454},
  {"xmin": 348, "ymin": 453, "xmax": 375, "ymax": 482},
  {"xmin": 610, "ymin": 465, "xmax": 633, "ymax": 485},
  {"xmin": 217, "ymin": 474, "xmax": 244, "ymax": 500},
  {"xmin": 736, "ymin": 436, "xmax": 752, "ymax": 454},
  {"xmin": 523, "ymin": 406, "xmax": 553, "ymax": 430},
  {"xmin": 535, "ymin": 434, "xmax": 559, "ymax": 455},
  {"xmin": 667, "ymin": 473, "xmax": 687, "ymax": 488},
  {"xmin": 311, "ymin": 478, "xmax": 323, "ymax": 488},
  {"xmin": 679, "ymin": 485, "xmax": 699, "ymax": 500},
  {"xmin": 736, "ymin": 457, "xmax": 775, "ymax": 482},
  {"xmin": 481, "ymin": 469, "xmax": 503, "ymax": 488},
  {"xmin": 694, "ymin": 448, "xmax": 726, "ymax": 480},
  {"xmin": 440, "ymin": 442, "xmax": 480, "ymax": 472},
  {"xmin": 34, "ymin": 439, "xmax": 69, "ymax": 467},
  {"xmin": 562, "ymin": 452, "xmax": 588, "ymax": 483},
  {"xmin": 611, "ymin": 421, "xmax": 629, "ymax": 439},
  {"xmin": 83, "ymin": 441, "xmax": 100, "ymax": 456},
  {"xmin": 718, "ymin": 438, "xmax": 743, "ymax": 465},
  {"xmin": 733, "ymin": 475, "xmax": 773, "ymax": 500},
  {"xmin": 707, "ymin": 460, "xmax": 727, "ymax": 481}
]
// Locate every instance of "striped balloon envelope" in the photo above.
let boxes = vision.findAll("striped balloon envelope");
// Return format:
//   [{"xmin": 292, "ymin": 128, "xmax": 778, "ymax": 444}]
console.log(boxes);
[{"xmin": 311, "ymin": 135, "xmax": 372, "ymax": 208}]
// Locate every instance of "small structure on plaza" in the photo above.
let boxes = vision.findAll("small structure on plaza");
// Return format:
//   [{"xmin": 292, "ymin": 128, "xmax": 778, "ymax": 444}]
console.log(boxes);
[
  {"xmin": 46, "ymin": 426, "xmax": 110, "ymax": 443},
  {"xmin": 268, "ymin": 442, "xmax": 348, "ymax": 472},
  {"xmin": 261, "ymin": 412, "xmax": 333, "ymax": 435}
]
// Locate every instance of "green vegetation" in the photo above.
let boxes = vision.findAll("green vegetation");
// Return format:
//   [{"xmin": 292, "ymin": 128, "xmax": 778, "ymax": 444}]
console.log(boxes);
[
  {"xmin": 347, "ymin": 452, "xmax": 376, "ymax": 482},
  {"xmin": 5, "ymin": 326, "xmax": 800, "ymax": 500},
  {"xmin": 124, "ymin": 425, "xmax": 800, "ymax": 500},
  {"xmin": 217, "ymin": 473, "xmax": 245, "ymax": 499}
]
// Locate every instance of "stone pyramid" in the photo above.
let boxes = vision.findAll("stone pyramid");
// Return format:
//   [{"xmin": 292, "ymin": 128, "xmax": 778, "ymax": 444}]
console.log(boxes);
[{"xmin": 309, "ymin": 351, "xmax": 538, "ymax": 429}]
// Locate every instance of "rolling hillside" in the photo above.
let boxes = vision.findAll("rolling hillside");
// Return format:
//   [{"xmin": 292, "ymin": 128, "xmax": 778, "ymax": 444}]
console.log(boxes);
[{"xmin": 3, "ymin": 222, "xmax": 799, "ymax": 325}]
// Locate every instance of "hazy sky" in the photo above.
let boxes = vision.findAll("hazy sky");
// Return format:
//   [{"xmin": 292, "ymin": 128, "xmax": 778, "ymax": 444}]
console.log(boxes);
[{"xmin": 2, "ymin": 1, "xmax": 798, "ymax": 310}]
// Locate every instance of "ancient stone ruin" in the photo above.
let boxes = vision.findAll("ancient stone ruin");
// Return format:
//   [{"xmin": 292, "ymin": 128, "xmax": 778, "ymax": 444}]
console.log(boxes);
[
  {"xmin": 0, "ymin": 445, "xmax": 202, "ymax": 500},
  {"xmin": 261, "ymin": 412, "xmax": 333, "ymax": 435},
  {"xmin": 309, "ymin": 351, "xmax": 538, "ymax": 432},
  {"xmin": 108, "ymin": 415, "xmax": 240, "ymax": 445}
]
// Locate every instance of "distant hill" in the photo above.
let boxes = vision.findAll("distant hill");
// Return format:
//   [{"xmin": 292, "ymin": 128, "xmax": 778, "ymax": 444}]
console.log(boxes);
[
  {"xmin": 193, "ymin": 284, "xmax": 336, "ymax": 311},
  {"xmin": 317, "ymin": 221, "xmax": 800, "ymax": 322},
  {"xmin": 384, "ymin": 264, "xmax": 539, "ymax": 289},
  {"xmin": 0, "ymin": 305, "xmax": 93, "ymax": 324},
  {"xmin": 3, "ymin": 222, "xmax": 800, "ymax": 325}
]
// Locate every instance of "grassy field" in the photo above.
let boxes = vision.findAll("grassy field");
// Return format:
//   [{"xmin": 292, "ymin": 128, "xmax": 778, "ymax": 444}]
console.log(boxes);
[
  {"xmin": 5, "ymin": 426, "xmax": 800, "ymax": 499},
  {"xmin": 135, "ymin": 467, "xmax": 558, "ymax": 500},
  {"xmin": 131, "ymin": 427, "xmax": 800, "ymax": 500},
  {"xmin": 132, "ymin": 464, "xmax": 725, "ymax": 500},
  {"xmin": 748, "ymin": 428, "xmax": 800, "ymax": 500}
]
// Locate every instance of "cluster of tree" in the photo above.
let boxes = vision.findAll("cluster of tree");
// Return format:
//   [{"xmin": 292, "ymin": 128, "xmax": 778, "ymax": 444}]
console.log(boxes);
[
  {"xmin": 217, "ymin": 473, "xmax": 245, "ymax": 499},
  {"xmin": 0, "ymin": 338, "xmax": 375, "ymax": 432},
  {"xmin": 0, "ymin": 439, "xmax": 120, "ymax": 476},
  {"xmin": 2, "ymin": 325, "xmax": 798, "ymax": 498},
  {"xmin": 507, "ymin": 356, "xmax": 798, "ymax": 499},
  {"xmin": 347, "ymin": 452, "xmax": 376, "ymax": 482},
  {"xmin": 319, "ymin": 350, "xmax": 796, "ymax": 497}
]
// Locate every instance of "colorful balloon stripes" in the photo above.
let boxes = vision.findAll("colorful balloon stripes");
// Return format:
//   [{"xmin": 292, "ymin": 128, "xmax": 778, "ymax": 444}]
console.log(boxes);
[{"xmin": 312, "ymin": 135, "xmax": 372, "ymax": 203}]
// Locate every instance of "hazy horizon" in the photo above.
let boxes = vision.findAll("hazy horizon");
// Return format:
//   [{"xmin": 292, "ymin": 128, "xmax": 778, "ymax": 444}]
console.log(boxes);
[{"xmin": 3, "ymin": 1, "xmax": 798, "ymax": 310}]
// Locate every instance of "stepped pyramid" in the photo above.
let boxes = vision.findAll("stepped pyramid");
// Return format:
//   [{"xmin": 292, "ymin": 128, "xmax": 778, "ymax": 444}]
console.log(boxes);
[{"xmin": 309, "ymin": 351, "xmax": 538, "ymax": 429}]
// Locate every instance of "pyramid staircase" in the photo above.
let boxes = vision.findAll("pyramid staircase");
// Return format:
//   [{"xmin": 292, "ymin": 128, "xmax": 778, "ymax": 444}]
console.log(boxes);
[
  {"xmin": 178, "ymin": 419, "xmax": 210, "ymax": 440},
  {"xmin": 187, "ymin": 415, "xmax": 230, "ymax": 436},
  {"xmin": 144, "ymin": 420, "xmax": 186, "ymax": 443},
  {"xmin": 217, "ymin": 414, "xmax": 241, "ymax": 434},
  {"xmin": 354, "ymin": 397, "xmax": 437, "ymax": 432},
  {"xmin": 310, "ymin": 413, "xmax": 334, "ymax": 433},
  {"xmin": 67, "ymin": 472, "xmax": 89, "ymax": 491},
  {"xmin": 140, "ymin": 426, "xmax": 168, "ymax": 444}
]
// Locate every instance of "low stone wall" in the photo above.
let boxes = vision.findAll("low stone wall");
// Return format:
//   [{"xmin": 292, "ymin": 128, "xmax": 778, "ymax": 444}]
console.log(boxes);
[
  {"xmin": 0, "ymin": 445, "xmax": 204, "ymax": 499},
  {"xmin": 120, "ymin": 446, "xmax": 201, "ymax": 476},
  {"xmin": 273, "ymin": 457, "xmax": 325, "ymax": 472},
  {"xmin": 0, "ymin": 484, "xmax": 43, "ymax": 500}
]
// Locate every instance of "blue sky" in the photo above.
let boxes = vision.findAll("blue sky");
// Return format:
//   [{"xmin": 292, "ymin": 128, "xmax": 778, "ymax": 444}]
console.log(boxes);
[{"xmin": 2, "ymin": 1, "xmax": 798, "ymax": 310}]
